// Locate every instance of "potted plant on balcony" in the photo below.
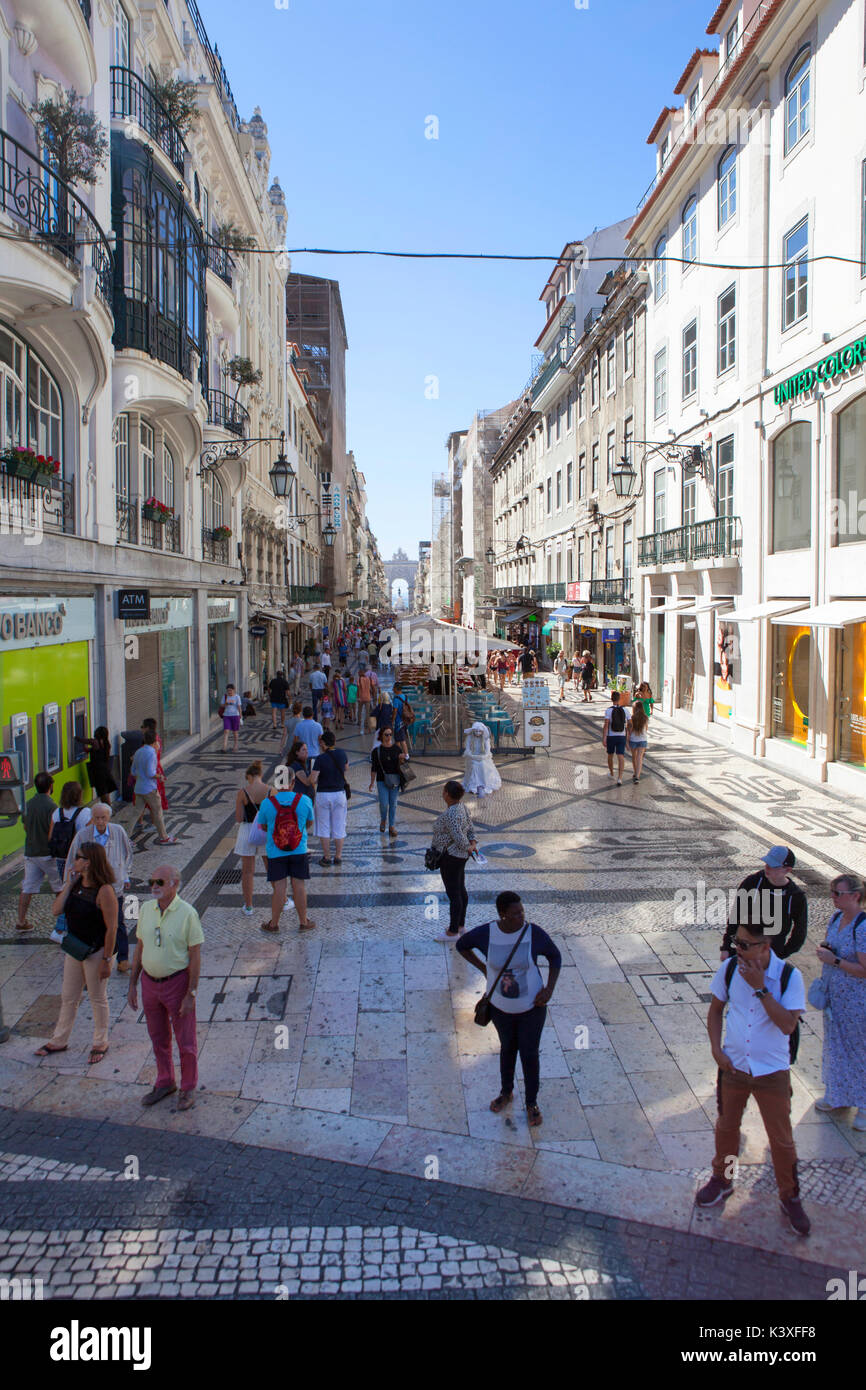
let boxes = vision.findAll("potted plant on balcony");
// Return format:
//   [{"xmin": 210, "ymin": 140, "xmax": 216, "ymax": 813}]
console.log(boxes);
[
  {"xmin": 215, "ymin": 222, "xmax": 256, "ymax": 254},
  {"xmin": 151, "ymin": 71, "xmax": 200, "ymax": 138},
  {"xmin": 142, "ymin": 496, "xmax": 173, "ymax": 524},
  {"xmin": 213, "ymin": 524, "xmax": 232, "ymax": 540},
  {"xmin": 33, "ymin": 90, "xmax": 108, "ymax": 189},
  {"xmin": 1, "ymin": 445, "xmax": 61, "ymax": 484},
  {"xmin": 226, "ymin": 356, "xmax": 263, "ymax": 402}
]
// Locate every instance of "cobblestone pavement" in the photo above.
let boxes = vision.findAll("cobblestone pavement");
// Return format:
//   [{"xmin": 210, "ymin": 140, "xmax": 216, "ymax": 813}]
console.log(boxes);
[
  {"xmin": 1, "ymin": 673, "xmax": 865, "ymax": 1296},
  {"xmin": 0, "ymin": 1108, "xmax": 840, "ymax": 1300}
]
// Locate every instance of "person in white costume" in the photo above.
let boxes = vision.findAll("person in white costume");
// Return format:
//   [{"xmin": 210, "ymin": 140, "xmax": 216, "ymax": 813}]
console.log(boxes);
[{"xmin": 463, "ymin": 721, "xmax": 502, "ymax": 798}]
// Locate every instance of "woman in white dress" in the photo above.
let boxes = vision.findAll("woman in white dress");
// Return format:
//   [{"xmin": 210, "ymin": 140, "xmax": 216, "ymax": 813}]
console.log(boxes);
[{"xmin": 463, "ymin": 721, "xmax": 502, "ymax": 798}]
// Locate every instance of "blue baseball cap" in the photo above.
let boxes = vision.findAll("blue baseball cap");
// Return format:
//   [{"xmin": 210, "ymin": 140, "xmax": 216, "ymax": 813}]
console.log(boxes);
[{"xmin": 762, "ymin": 846, "xmax": 795, "ymax": 868}]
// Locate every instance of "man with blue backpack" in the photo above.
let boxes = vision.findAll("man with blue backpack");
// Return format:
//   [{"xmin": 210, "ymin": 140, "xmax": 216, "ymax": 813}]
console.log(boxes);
[{"xmin": 696, "ymin": 919, "xmax": 809, "ymax": 1236}]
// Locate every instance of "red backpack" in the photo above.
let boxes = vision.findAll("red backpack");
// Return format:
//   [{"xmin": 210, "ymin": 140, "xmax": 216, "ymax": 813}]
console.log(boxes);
[{"xmin": 269, "ymin": 792, "xmax": 303, "ymax": 851}]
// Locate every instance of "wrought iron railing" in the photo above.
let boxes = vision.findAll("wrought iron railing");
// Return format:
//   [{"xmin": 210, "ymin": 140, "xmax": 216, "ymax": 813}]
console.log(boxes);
[
  {"xmin": 590, "ymin": 578, "xmax": 632, "ymax": 606},
  {"xmin": 638, "ymin": 515, "xmax": 742, "ymax": 567},
  {"xmin": 493, "ymin": 582, "xmax": 567, "ymax": 604},
  {"xmin": 182, "ymin": 0, "xmax": 240, "ymax": 130},
  {"xmin": 635, "ymin": 0, "xmax": 775, "ymax": 213},
  {"xmin": 205, "ymin": 240, "xmax": 234, "ymax": 287},
  {"xmin": 530, "ymin": 354, "xmax": 566, "ymax": 404},
  {"xmin": 141, "ymin": 511, "xmax": 180, "ymax": 552},
  {"xmin": 1, "ymin": 469, "xmax": 74, "ymax": 536},
  {"xmin": 0, "ymin": 127, "xmax": 113, "ymax": 303},
  {"xmin": 288, "ymin": 584, "xmax": 328, "ymax": 605},
  {"xmin": 115, "ymin": 495, "xmax": 138, "ymax": 544},
  {"xmin": 205, "ymin": 388, "xmax": 249, "ymax": 437},
  {"xmin": 110, "ymin": 67, "xmax": 187, "ymax": 175},
  {"xmin": 201, "ymin": 527, "xmax": 229, "ymax": 564}
]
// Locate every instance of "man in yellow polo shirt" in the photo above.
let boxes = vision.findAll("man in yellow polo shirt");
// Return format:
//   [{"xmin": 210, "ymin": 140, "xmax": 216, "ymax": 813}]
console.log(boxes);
[{"xmin": 128, "ymin": 865, "xmax": 203, "ymax": 1112}]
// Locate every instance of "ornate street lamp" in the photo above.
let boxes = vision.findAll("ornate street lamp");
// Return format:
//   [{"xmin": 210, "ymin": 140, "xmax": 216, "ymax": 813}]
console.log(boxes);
[
  {"xmin": 612, "ymin": 454, "xmax": 637, "ymax": 498},
  {"xmin": 322, "ymin": 522, "xmax": 337, "ymax": 547}
]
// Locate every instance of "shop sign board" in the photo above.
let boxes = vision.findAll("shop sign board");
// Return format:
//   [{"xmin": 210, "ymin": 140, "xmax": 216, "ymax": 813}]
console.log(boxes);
[
  {"xmin": 0, "ymin": 597, "xmax": 95, "ymax": 650},
  {"xmin": 117, "ymin": 589, "xmax": 150, "ymax": 621},
  {"xmin": 523, "ymin": 708, "xmax": 550, "ymax": 748}
]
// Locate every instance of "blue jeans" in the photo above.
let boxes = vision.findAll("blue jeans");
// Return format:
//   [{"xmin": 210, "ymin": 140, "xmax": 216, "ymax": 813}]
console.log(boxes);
[
  {"xmin": 376, "ymin": 780, "xmax": 399, "ymax": 827},
  {"xmin": 311, "ymin": 689, "xmax": 323, "ymax": 719}
]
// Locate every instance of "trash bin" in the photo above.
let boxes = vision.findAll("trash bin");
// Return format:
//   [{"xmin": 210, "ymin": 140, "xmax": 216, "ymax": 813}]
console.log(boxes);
[{"xmin": 119, "ymin": 729, "xmax": 143, "ymax": 802}]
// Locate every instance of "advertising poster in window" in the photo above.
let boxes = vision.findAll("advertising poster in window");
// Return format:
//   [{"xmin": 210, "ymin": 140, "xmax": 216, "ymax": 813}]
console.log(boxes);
[{"xmin": 713, "ymin": 615, "xmax": 737, "ymax": 722}]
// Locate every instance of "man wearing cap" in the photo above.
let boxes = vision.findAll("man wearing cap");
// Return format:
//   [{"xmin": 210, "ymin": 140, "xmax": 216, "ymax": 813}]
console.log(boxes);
[{"xmin": 720, "ymin": 847, "xmax": 808, "ymax": 960}]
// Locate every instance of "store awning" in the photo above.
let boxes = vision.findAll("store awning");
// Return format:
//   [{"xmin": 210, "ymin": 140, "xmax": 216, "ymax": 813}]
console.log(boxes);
[
  {"xmin": 547, "ymin": 605, "xmax": 588, "ymax": 621},
  {"xmin": 498, "ymin": 607, "xmax": 540, "ymax": 625},
  {"xmin": 676, "ymin": 595, "xmax": 736, "ymax": 616},
  {"xmin": 648, "ymin": 598, "xmax": 695, "ymax": 615},
  {"xmin": 772, "ymin": 599, "xmax": 866, "ymax": 628},
  {"xmin": 573, "ymin": 616, "xmax": 631, "ymax": 631},
  {"xmin": 727, "ymin": 599, "xmax": 809, "ymax": 623}
]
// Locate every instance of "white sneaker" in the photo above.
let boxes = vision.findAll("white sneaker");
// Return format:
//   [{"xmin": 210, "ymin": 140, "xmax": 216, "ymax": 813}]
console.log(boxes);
[
  {"xmin": 49, "ymin": 928, "xmax": 65, "ymax": 945},
  {"xmin": 241, "ymin": 905, "xmax": 254, "ymax": 917},
  {"xmin": 853, "ymin": 1110, "xmax": 866, "ymax": 1131}
]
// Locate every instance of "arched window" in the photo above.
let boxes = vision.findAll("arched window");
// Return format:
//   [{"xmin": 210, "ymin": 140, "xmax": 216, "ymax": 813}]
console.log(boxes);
[
  {"xmin": 0, "ymin": 323, "xmax": 64, "ymax": 472},
  {"xmin": 682, "ymin": 196, "xmax": 698, "ymax": 265},
  {"xmin": 202, "ymin": 471, "xmax": 224, "ymax": 531},
  {"xmin": 836, "ymin": 394, "xmax": 866, "ymax": 545},
  {"xmin": 772, "ymin": 422, "xmax": 811, "ymax": 552},
  {"xmin": 654, "ymin": 235, "xmax": 667, "ymax": 299},
  {"xmin": 162, "ymin": 439, "xmax": 175, "ymax": 512},
  {"xmin": 718, "ymin": 146, "xmax": 737, "ymax": 228},
  {"xmin": 784, "ymin": 46, "xmax": 811, "ymax": 154}
]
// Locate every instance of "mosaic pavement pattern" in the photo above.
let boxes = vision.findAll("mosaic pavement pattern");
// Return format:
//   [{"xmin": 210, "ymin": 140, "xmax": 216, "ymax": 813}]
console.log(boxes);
[{"xmin": 2, "ymin": 674, "xmax": 866, "ymax": 1283}]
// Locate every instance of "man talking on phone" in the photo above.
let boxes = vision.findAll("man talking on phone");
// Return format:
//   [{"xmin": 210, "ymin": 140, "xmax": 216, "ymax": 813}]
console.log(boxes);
[{"xmin": 696, "ymin": 920, "xmax": 809, "ymax": 1236}]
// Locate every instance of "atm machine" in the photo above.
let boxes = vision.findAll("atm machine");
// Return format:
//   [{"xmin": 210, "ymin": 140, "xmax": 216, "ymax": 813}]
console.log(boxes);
[{"xmin": 41, "ymin": 702, "xmax": 62, "ymax": 774}]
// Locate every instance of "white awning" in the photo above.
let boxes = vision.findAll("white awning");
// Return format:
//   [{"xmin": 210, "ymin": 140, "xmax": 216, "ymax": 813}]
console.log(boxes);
[
  {"xmin": 676, "ymin": 596, "xmax": 736, "ymax": 617},
  {"xmin": 648, "ymin": 598, "xmax": 695, "ymax": 614},
  {"xmin": 727, "ymin": 599, "xmax": 809, "ymax": 623},
  {"xmin": 573, "ymin": 616, "xmax": 631, "ymax": 631},
  {"xmin": 772, "ymin": 600, "xmax": 866, "ymax": 628}
]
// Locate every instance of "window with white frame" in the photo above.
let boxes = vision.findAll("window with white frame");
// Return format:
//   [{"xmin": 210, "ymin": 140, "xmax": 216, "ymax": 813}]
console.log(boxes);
[
  {"xmin": 556, "ymin": 469, "xmax": 562, "ymax": 509},
  {"xmin": 716, "ymin": 436, "xmax": 734, "ymax": 518},
  {"xmin": 784, "ymin": 47, "xmax": 811, "ymax": 155},
  {"xmin": 590, "ymin": 354, "xmax": 600, "ymax": 409},
  {"xmin": 605, "ymin": 526, "xmax": 614, "ymax": 579},
  {"xmin": 623, "ymin": 520, "xmax": 633, "ymax": 578},
  {"xmin": 591, "ymin": 442, "xmax": 599, "ymax": 492},
  {"xmin": 653, "ymin": 468, "xmax": 666, "ymax": 533},
  {"xmin": 114, "ymin": 412, "xmax": 180, "ymax": 529},
  {"xmin": 682, "ymin": 466, "xmax": 697, "ymax": 527},
  {"xmin": 566, "ymin": 389, "xmax": 573, "ymax": 431},
  {"xmin": 140, "ymin": 419, "xmax": 155, "ymax": 499},
  {"xmin": 113, "ymin": 0, "xmax": 131, "ymax": 69},
  {"xmin": 624, "ymin": 416, "xmax": 634, "ymax": 465},
  {"xmin": 654, "ymin": 347, "xmax": 667, "ymax": 418},
  {"xmin": 0, "ymin": 323, "xmax": 63, "ymax": 467},
  {"xmin": 578, "ymin": 372, "xmax": 586, "ymax": 419},
  {"xmin": 682, "ymin": 319, "xmax": 698, "ymax": 399},
  {"xmin": 556, "ymin": 400, "xmax": 562, "ymax": 441},
  {"xmin": 578, "ymin": 453, "xmax": 586, "ymax": 499},
  {"xmin": 577, "ymin": 544, "xmax": 584, "ymax": 581},
  {"xmin": 659, "ymin": 132, "xmax": 671, "ymax": 170},
  {"xmin": 202, "ymin": 471, "xmax": 224, "ymax": 531},
  {"xmin": 623, "ymin": 315, "xmax": 634, "ymax": 375},
  {"xmin": 606, "ymin": 338, "xmax": 616, "ymax": 393},
  {"xmin": 546, "ymin": 477, "xmax": 552, "ymax": 514},
  {"xmin": 654, "ymin": 234, "xmax": 667, "ymax": 299},
  {"xmin": 688, "ymin": 83, "xmax": 700, "ymax": 124},
  {"xmin": 546, "ymin": 412, "xmax": 553, "ymax": 449},
  {"xmin": 682, "ymin": 196, "xmax": 698, "ymax": 266},
  {"xmin": 566, "ymin": 460, "xmax": 573, "ymax": 504},
  {"xmin": 718, "ymin": 146, "xmax": 737, "ymax": 228},
  {"xmin": 606, "ymin": 430, "xmax": 616, "ymax": 485},
  {"xmin": 717, "ymin": 285, "xmax": 736, "ymax": 373},
  {"xmin": 725, "ymin": 14, "xmax": 740, "ymax": 64},
  {"xmin": 782, "ymin": 219, "xmax": 808, "ymax": 328}
]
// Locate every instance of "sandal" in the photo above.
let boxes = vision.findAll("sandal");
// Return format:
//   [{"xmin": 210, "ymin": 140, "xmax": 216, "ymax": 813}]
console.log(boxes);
[
  {"xmin": 15, "ymin": 922, "xmax": 33, "ymax": 932},
  {"xmin": 489, "ymin": 1092, "xmax": 513, "ymax": 1113},
  {"xmin": 333, "ymin": 858, "xmax": 342, "ymax": 866},
  {"xmin": 88, "ymin": 1048, "xmax": 108, "ymax": 1065},
  {"xmin": 318, "ymin": 857, "xmax": 333, "ymax": 867},
  {"xmin": 35, "ymin": 1044, "xmax": 67, "ymax": 1057},
  {"xmin": 526, "ymin": 1103, "xmax": 543, "ymax": 1127}
]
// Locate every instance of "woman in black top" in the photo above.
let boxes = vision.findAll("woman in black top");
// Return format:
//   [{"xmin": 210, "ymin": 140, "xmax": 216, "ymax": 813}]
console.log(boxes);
[
  {"xmin": 313, "ymin": 730, "xmax": 350, "ymax": 866},
  {"xmin": 286, "ymin": 739, "xmax": 318, "ymax": 800},
  {"xmin": 368, "ymin": 726, "xmax": 407, "ymax": 838},
  {"xmin": 81, "ymin": 726, "xmax": 117, "ymax": 800},
  {"xmin": 36, "ymin": 843, "xmax": 118, "ymax": 1065}
]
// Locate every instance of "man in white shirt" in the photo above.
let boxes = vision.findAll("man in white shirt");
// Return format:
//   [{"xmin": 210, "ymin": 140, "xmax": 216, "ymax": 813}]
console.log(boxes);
[
  {"xmin": 696, "ymin": 921, "xmax": 809, "ymax": 1235},
  {"xmin": 309, "ymin": 664, "xmax": 327, "ymax": 720}
]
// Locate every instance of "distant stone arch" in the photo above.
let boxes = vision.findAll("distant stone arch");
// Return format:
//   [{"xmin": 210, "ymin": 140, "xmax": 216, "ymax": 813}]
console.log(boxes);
[{"xmin": 383, "ymin": 548, "xmax": 418, "ymax": 611}]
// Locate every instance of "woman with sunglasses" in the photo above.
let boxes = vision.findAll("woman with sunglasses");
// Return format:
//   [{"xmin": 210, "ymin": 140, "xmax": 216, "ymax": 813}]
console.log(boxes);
[
  {"xmin": 369, "ymin": 726, "xmax": 407, "ymax": 838},
  {"xmin": 35, "ymin": 842, "xmax": 118, "ymax": 1065},
  {"xmin": 814, "ymin": 874, "xmax": 866, "ymax": 1130}
]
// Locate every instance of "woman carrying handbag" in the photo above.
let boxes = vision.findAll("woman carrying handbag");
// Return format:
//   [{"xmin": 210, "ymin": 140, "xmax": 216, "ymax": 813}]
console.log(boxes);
[
  {"xmin": 813, "ymin": 873, "xmax": 866, "ymax": 1129},
  {"xmin": 428, "ymin": 780, "xmax": 477, "ymax": 940},
  {"xmin": 368, "ymin": 726, "xmax": 406, "ymax": 838},
  {"xmin": 457, "ymin": 891, "xmax": 561, "ymax": 1128}
]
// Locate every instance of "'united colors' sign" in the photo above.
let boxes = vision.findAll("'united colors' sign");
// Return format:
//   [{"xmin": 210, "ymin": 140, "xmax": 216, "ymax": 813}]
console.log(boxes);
[{"xmin": 774, "ymin": 333, "xmax": 866, "ymax": 406}]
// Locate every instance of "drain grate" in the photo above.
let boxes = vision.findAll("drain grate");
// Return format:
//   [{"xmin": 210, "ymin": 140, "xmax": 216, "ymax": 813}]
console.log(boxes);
[{"xmin": 212, "ymin": 867, "xmax": 242, "ymax": 885}]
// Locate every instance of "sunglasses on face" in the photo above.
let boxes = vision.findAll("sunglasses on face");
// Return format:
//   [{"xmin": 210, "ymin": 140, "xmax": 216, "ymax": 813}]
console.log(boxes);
[
  {"xmin": 149, "ymin": 878, "xmax": 166, "ymax": 888},
  {"xmin": 830, "ymin": 888, "xmax": 854, "ymax": 896}
]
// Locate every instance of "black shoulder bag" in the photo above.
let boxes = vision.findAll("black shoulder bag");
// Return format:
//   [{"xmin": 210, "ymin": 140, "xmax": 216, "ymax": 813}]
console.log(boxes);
[{"xmin": 474, "ymin": 922, "xmax": 530, "ymax": 1027}]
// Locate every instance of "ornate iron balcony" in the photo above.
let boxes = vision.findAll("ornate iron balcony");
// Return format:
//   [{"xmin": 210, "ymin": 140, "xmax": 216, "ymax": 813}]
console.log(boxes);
[
  {"xmin": 110, "ymin": 67, "xmax": 187, "ymax": 175},
  {"xmin": 638, "ymin": 515, "xmax": 742, "ymax": 567},
  {"xmin": 202, "ymin": 527, "xmax": 229, "ymax": 564},
  {"xmin": 0, "ymin": 127, "xmax": 113, "ymax": 303},
  {"xmin": 590, "ymin": 578, "xmax": 632, "ymax": 606},
  {"xmin": 206, "ymin": 240, "xmax": 234, "ymax": 287},
  {"xmin": 1, "ymin": 469, "xmax": 74, "ymax": 536},
  {"xmin": 206, "ymin": 388, "xmax": 249, "ymax": 438}
]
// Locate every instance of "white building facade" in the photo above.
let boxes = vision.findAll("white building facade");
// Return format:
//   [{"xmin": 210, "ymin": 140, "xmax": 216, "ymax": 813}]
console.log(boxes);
[{"xmin": 629, "ymin": 0, "xmax": 866, "ymax": 796}]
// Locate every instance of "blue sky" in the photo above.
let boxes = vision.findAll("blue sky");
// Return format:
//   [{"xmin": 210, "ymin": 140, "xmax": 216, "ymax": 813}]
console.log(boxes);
[{"xmin": 201, "ymin": 0, "xmax": 711, "ymax": 560}]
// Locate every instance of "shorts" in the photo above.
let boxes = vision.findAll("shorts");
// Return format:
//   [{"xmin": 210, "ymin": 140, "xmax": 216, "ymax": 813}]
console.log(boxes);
[
  {"xmin": 315, "ymin": 790, "xmax": 348, "ymax": 839},
  {"xmin": 270, "ymin": 701, "xmax": 287, "ymax": 710},
  {"xmin": 266, "ymin": 853, "xmax": 310, "ymax": 882},
  {"xmin": 22, "ymin": 855, "xmax": 62, "ymax": 895},
  {"xmin": 629, "ymin": 737, "xmax": 648, "ymax": 747},
  {"xmin": 223, "ymin": 715, "xmax": 240, "ymax": 731},
  {"xmin": 606, "ymin": 735, "xmax": 627, "ymax": 755}
]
